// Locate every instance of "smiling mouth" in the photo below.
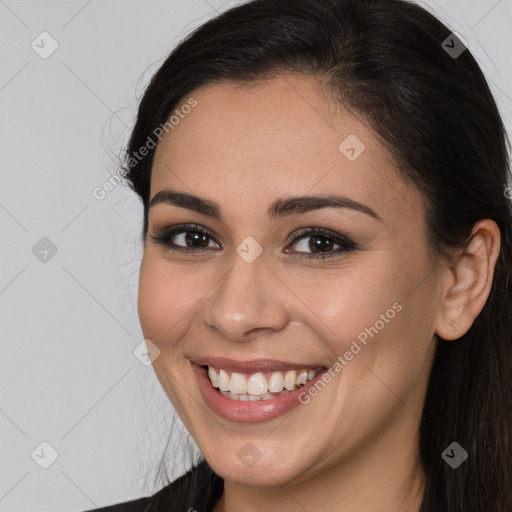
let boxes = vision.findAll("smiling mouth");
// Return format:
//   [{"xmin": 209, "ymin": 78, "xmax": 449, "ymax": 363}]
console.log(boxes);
[{"xmin": 204, "ymin": 365, "xmax": 325, "ymax": 401}]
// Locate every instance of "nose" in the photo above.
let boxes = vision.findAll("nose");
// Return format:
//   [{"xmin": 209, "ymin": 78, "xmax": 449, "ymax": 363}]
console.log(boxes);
[{"xmin": 201, "ymin": 251, "xmax": 290, "ymax": 342}]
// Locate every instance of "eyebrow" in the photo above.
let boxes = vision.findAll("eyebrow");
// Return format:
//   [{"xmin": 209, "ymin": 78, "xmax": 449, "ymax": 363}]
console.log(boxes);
[{"xmin": 149, "ymin": 189, "xmax": 383, "ymax": 222}]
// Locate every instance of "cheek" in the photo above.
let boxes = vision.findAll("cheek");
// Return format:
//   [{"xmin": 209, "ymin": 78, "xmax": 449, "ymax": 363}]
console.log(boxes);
[
  {"xmin": 307, "ymin": 257, "xmax": 432, "ymax": 386},
  {"xmin": 137, "ymin": 254, "xmax": 199, "ymax": 348},
  {"xmin": 297, "ymin": 263, "xmax": 402, "ymax": 352}
]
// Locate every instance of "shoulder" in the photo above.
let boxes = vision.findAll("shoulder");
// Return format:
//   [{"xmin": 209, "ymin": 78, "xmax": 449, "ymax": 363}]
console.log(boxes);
[
  {"xmin": 81, "ymin": 461, "xmax": 223, "ymax": 512},
  {"xmin": 81, "ymin": 475, "xmax": 179, "ymax": 512},
  {"xmin": 82, "ymin": 485, "xmax": 170, "ymax": 512},
  {"xmin": 83, "ymin": 495, "xmax": 152, "ymax": 512}
]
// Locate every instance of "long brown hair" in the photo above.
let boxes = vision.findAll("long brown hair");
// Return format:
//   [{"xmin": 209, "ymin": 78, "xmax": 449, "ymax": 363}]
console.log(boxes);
[{"xmin": 123, "ymin": 1, "xmax": 512, "ymax": 510}]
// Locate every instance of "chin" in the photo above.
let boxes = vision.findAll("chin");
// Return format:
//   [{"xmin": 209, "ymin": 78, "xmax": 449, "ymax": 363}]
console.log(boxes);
[{"xmin": 206, "ymin": 449, "xmax": 310, "ymax": 487}]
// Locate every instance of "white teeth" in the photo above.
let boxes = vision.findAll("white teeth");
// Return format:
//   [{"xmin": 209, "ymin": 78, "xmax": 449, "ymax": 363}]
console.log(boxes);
[
  {"xmin": 296, "ymin": 370, "xmax": 307, "ymax": 387},
  {"xmin": 247, "ymin": 373, "xmax": 268, "ymax": 395},
  {"xmin": 268, "ymin": 372, "xmax": 284, "ymax": 393},
  {"xmin": 208, "ymin": 367, "xmax": 219, "ymax": 388},
  {"xmin": 218, "ymin": 369, "xmax": 230, "ymax": 391},
  {"xmin": 230, "ymin": 372, "xmax": 247, "ymax": 394},
  {"xmin": 206, "ymin": 365, "xmax": 322, "ymax": 399},
  {"xmin": 219, "ymin": 389, "xmax": 292, "ymax": 401},
  {"xmin": 284, "ymin": 370, "xmax": 297, "ymax": 391}
]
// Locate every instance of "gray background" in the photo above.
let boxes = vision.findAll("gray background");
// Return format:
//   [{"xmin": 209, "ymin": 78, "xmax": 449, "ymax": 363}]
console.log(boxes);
[{"xmin": 0, "ymin": 1, "xmax": 510, "ymax": 510}]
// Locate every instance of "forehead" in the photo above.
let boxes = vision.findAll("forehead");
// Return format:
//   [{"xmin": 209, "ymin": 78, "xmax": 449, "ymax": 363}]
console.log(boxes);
[{"xmin": 150, "ymin": 75, "xmax": 423, "ymax": 225}]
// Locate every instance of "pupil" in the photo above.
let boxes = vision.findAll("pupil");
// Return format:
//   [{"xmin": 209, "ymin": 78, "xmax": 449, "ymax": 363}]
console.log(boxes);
[
  {"xmin": 186, "ymin": 231, "xmax": 208, "ymax": 248},
  {"xmin": 310, "ymin": 235, "xmax": 332, "ymax": 253}
]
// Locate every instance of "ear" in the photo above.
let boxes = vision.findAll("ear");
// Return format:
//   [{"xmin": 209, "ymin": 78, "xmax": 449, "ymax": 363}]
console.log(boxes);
[{"xmin": 435, "ymin": 219, "xmax": 501, "ymax": 341}]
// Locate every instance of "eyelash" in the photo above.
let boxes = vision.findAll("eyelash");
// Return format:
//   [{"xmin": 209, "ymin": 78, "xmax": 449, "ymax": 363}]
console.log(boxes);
[{"xmin": 150, "ymin": 223, "xmax": 358, "ymax": 260}]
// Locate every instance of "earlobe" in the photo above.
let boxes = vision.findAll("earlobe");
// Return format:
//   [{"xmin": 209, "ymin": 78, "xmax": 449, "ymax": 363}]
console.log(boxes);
[
  {"xmin": 436, "ymin": 294, "xmax": 467, "ymax": 341},
  {"xmin": 434, "ymin": 219, "xmax": 501, "ymax": 341}
]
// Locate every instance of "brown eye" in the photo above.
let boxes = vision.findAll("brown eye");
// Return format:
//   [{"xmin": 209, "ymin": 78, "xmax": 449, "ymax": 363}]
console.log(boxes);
[
  {"xmin": 180, "ymin": 230, "xmax": 211, "ymax": 248},
  {"xmin": 150, "ymin": 224, "xmax": 221, "ymax": 252},
  {"xmin": 285, "ymin": 228, "xmax": 357, "ymax": 260}
]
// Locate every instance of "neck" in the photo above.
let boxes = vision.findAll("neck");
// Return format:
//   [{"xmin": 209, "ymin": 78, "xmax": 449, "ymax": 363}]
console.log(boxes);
[{"xmin": 213, "ymin": 412, "xmax": 426, "ymax": 512}]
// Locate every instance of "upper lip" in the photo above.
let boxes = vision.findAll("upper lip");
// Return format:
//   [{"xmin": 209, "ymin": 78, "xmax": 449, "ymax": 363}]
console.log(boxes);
[{"xmin": 192, "ymin": 356, "xmax": 326, "ymax": 374}]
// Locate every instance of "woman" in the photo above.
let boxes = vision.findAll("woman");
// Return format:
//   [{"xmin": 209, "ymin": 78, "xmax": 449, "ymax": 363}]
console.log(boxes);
[{"xmin": 88, "ymin": 0, "xmax": 512, "ymax": 510}]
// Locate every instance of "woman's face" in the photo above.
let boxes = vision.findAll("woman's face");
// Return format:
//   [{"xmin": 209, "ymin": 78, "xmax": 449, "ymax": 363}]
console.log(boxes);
[{"xmin": 138, "ymin": 75, "xmax": 441, "ymax": 488}]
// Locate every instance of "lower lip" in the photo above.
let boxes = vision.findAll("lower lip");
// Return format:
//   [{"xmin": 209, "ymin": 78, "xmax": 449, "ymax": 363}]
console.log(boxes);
[{"xmin": 192, "ymin": 363, "xmax": 327, "ymax": 423}]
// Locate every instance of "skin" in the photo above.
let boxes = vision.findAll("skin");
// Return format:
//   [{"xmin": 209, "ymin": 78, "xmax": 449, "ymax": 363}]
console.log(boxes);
[{"xmin": 137, "ymin": 75, "xmax": 500, "ymax": 511}]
